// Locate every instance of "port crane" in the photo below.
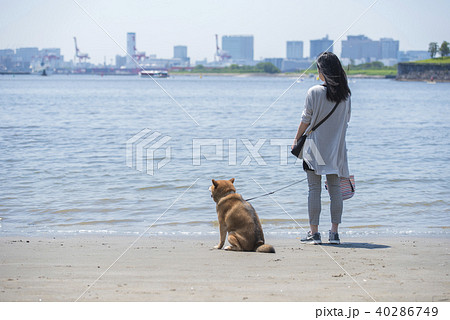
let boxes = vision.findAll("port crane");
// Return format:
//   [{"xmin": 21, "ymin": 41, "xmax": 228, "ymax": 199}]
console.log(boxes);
[
  {"xmin": 215, "ymin": 34, "xmax": 231, "ymax": 62},
  {"xmin": 133, "ymin": 46, "xmax": 148, "ymax": 62},
  {"xmin": 73, "ymin": 37, "xmax": 90, "ymax": 63}
]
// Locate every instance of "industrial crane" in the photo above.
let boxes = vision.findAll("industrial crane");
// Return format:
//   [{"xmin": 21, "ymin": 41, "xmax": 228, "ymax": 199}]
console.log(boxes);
[
  {"xmin": 73, "ymin": 37, "xmax": 90, "ymax": 63},
  {"xmin": 215, "ymin": 34, "xmax": 231, "ymax": 62},
  {"xmin": 133, "ymin": 46, "xmax": 148, "ymax": 62}
]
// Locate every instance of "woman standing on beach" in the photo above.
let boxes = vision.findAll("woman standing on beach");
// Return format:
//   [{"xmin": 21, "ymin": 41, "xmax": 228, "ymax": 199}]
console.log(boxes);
[{"xmin": 292, "ymin": 52, "xmax": 351, "ymax": 245}]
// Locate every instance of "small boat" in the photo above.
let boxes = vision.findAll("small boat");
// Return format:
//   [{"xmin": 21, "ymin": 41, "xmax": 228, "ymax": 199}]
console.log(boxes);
[
  {"xmin": 426, "ymin": 77, "xmax": 436, "ymax": 84},
  {"xmin": 139, "ymin": 70, "xmax": 169, "ymax": 78}
]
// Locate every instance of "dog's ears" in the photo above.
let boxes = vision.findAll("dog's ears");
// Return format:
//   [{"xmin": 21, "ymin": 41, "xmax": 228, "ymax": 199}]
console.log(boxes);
[
  {"xmin": 229, "ymin": 178, "xmax": 235, "ymax": 184},
  {"xmin": 212, "ymin": 179, "xmax": 218, "ymax": 187}
]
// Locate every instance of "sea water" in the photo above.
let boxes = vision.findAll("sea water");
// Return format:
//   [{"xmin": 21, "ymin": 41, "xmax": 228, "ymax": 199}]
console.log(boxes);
[{"xmin": 0, "ymin": 75, "xmax": 449, "ymax": 237}]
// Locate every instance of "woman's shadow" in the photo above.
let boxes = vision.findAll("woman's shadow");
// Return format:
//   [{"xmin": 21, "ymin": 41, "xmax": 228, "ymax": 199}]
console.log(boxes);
[{"xmin": 322, "ymin": 242, "xmax": 390, "ymax": 249}]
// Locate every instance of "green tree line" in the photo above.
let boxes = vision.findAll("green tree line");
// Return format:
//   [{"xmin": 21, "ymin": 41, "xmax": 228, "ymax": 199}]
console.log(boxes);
[
  {"xmin": 192, "ymin": 62, "xmax": 280, "ymax": 74},
  {"xmin": 428, "ymin": 41, "xmax": 449, "ymax": 58}
]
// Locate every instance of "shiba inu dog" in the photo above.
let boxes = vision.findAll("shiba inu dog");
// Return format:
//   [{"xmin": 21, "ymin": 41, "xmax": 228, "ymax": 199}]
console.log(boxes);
[{"xmin": 209, "ymin": 178, "xmax": 275, "ymax": 253}]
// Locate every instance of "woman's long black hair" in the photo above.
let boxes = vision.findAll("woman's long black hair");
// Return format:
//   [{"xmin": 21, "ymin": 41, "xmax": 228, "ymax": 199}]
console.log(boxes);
[{"xmin": 317, "ymin": 52, "xmax": 351, "ymax": 103}]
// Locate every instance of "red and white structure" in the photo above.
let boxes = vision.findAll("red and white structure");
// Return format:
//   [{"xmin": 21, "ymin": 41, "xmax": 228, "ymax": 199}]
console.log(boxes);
[{"xmin": 73, "ymin": 37, "xmax": 90, "ymax": 63}]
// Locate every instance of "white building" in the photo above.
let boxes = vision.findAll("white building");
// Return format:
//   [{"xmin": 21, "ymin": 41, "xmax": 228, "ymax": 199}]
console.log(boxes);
[{"xmin": 126, "ymin": 32, "xmax": 136, "ymax": 68}]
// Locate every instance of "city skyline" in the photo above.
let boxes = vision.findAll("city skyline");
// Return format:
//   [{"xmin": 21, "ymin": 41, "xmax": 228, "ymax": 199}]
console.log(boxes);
[
  {"xmin": 1, "ymin": 34, "xmax": 407, "ymax": 67},
  {"xmin": 1, "ymin": 0, "xmax": 449, "ymax": 64}
]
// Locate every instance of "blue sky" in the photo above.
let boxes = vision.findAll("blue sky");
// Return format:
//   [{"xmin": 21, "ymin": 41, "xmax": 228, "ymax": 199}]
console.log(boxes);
[{"xmin": 0, "ymin": 0, "xmax": 448, "ymax": 63}]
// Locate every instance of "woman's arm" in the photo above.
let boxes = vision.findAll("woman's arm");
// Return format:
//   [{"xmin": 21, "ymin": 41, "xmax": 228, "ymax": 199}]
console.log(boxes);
[
  {"xmin": 292, "ymin": 121, "xmax": 310, "ymax": 149},
  {"xmin": 294, "ymin": 86, "xmax": 314, "ymax": 149}
]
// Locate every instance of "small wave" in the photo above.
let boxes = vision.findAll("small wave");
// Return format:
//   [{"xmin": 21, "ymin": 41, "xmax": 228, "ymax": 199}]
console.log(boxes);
[
  {"xmin": 357, "ymin": 178, "xmax": 440, "ymax": 184},
  {"xmin": 174, "ymin": 185, "xmax": 196, "ymax": 189},
  {"xmin": 177, "ymin": 207, "xmax": 211, "ymax": 211},
  {"xmin": 98, "ymin": 208, "xmax": 124, "ymax": 213},
  {"xmin": 348, "ymin": 224, "xmax": 388, "ymax": 229},
  {"xmin": 0, "ymin": 125, "xmax": 40, "ymax": 129},
  {"xmin": 56, "ymin": 219, "xmax": 139, "ymax": 226},
  {"xmin": 387, "ymin": 178, "xmax": 439, "ymax": 183},
  {"xmin": 427, "ymin": 226, "xmax": 450, "ymax": 229},
  {"xmin": 399, "ymin": 200, "xmax": 447, "ymax": 207},
  {"xmin": 76, "ymin": 230, "xmax": 118, "ymax": 234},
  {"xmin": 137, "ymin": 185, "xmax": 170, "ymax": 191},
  {"xmin": 96, "ymin": 198, "xmax": 126, "ymax": 203},
  {"xmin": 52, "ymin": 208, "xmax": 83, "ymax": 214},
  {"xmin": 149, "ymin": 218, "xmax": 309, "ymax": 228},
  {"xmin": 260, "ymin": 218, "xmax": 309, "ymax": 224},
  {"xmin": 152, "ymin": 220, "xmax": 216, "ymax": 227}
]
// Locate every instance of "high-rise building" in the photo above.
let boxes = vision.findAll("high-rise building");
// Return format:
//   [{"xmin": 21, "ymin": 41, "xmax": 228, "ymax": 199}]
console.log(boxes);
[
  {"xmin": 281, "ymin": 59, "xmax": 312, "ymax": 72},
  {"xmin": 0, "ymin": 49, "xmax": 14, "ymax": 71},
  {"xmin": 341, "ymin": 35, "xmax": 399, "ymax": 62},
  {"xmin": 286, "ymin": 41, "xmax": 303, "ymax": 59},
  {"xmin": 15, "ymin": 47, "xmax": 39, "ymax": 64},
  {"xmin": 222, "ymin": 35, "xmax": 254, "ymax": 63},
  {"xmin": 398, "ymin": 50, "xmax": 428, "ymax": 62},
  {"xmin": 173, "ymin": 45, "xmax": 190, "ymax": 66},
  {"xmin": 115, "ymin": 55, "xmax": 126, "ymax": 68},
  {"xmin": 1, "ymin": 47, "xmax": 67, "ymax": 72},
  {"xmin": 341, "ymin": 35, "xmax": 377, "ymax": 61},
  {"xmin": 264, "ymin": 58, "xmax": 283, "ymax": 70},
  {"xmin": 380, "ymin": 38, "xmax": 399, "ymax": 59},
  {"xmin": 126, "ymin": 32, "xmax": 136, "ymax": 67},
  {"xmin": 173, "ymin": 45, "xmax": 187, "ymax": 59},
  {"xmin": 0, "ymin": 49, "xmax": 14, "ymax": 57},
  {"xmin": 310, "ymin": 35, "xmax": 333, "ymax": 59},
  {"xmin": 15, "ymin": 47, "xmax": 39, "ymax": 70}
]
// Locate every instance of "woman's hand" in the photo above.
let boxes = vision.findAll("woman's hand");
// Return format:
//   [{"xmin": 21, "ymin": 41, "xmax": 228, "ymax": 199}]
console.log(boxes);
[
  {"xmin": 294, "ymin": 122, "xmax": 310, "ymax": 150},
  {"xmin": 291, "ymin": 140, "xmax": 297, "ymax": 150}
]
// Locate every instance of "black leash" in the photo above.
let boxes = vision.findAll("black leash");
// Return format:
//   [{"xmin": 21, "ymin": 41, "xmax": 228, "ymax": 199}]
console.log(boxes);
[{"xmin": 244, "ymin": 178, "xmax": 307, "ymax": 201}]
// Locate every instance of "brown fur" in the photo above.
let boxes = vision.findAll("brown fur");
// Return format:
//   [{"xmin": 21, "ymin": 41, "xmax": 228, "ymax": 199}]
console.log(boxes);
[{"xmin": 210, "ymin": 178, "xmax": 275, "ymax": 253}]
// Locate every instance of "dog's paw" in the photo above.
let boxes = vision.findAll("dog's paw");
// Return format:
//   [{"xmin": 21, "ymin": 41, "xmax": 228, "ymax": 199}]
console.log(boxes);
[
  {"xmin": 213, "ymin": 245, "xmax": 221, "ymax": 249},
  {"xmin": 224, "ymin": 245, "xmax": 232, "ymax": 250}
]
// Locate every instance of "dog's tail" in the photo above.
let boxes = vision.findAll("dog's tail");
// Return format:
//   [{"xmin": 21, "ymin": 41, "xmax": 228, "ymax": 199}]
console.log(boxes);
[{"xmin": 255, "ymin": 244, "xmax": 275, "ymax": 253}]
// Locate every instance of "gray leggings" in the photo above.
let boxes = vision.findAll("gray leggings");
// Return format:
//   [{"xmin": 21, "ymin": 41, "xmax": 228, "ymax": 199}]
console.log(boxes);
[{"xmin": 307, "ymin": 171, "xmax": 343, "ymax": 225}]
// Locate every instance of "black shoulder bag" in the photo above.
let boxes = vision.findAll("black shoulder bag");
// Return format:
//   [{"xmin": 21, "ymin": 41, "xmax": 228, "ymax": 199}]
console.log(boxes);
[{"xmin": 291, "ymin": 100, "xmax": 340, "ymax": 158}]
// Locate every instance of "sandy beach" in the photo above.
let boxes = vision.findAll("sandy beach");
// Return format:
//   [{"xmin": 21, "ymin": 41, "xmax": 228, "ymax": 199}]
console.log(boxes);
[{"xmin": 0, "ymin": 235, "xmax": 448, "ymax": 302}]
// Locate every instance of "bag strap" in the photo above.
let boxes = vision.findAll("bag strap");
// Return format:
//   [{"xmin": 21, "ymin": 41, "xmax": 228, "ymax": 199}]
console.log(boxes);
[{"xmin": 307, "ymin": 100, "xmax": 340, "ymax": 135}]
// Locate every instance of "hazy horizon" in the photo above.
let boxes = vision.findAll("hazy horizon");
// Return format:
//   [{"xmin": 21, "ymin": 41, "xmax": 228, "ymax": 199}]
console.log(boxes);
[{"xmin": 1, "ymin": 0, "xmax": 449, "ymax": 64}]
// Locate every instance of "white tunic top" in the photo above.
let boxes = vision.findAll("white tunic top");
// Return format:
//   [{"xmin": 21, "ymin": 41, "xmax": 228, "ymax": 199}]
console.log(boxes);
[{"xmin": 300, "ymin": 85, "xmax": 351, "ymax": 178}]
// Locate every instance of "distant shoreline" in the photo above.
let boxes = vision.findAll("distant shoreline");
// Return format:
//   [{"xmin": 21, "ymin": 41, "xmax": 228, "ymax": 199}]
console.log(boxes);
[
  {"xmin": 6, "ymin": 71, "xmax": 450, "ymax": 81},
  {"xmin": 0, "ymin": 71, "xmax": 31, "ymax": 75},
  {"xmin": 1, "ymin": 71, "xmax": 394, "ymax": 79},
  {"xmin": 171, "ymin": 72, "xmax": 395, "ymax": 79}
]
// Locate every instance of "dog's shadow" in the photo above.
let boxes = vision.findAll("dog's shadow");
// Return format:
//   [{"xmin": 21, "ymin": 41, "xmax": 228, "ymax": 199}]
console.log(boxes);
[{"xmin": 322, "ymin": 242, "xmax": 390, "ymax": 249}]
